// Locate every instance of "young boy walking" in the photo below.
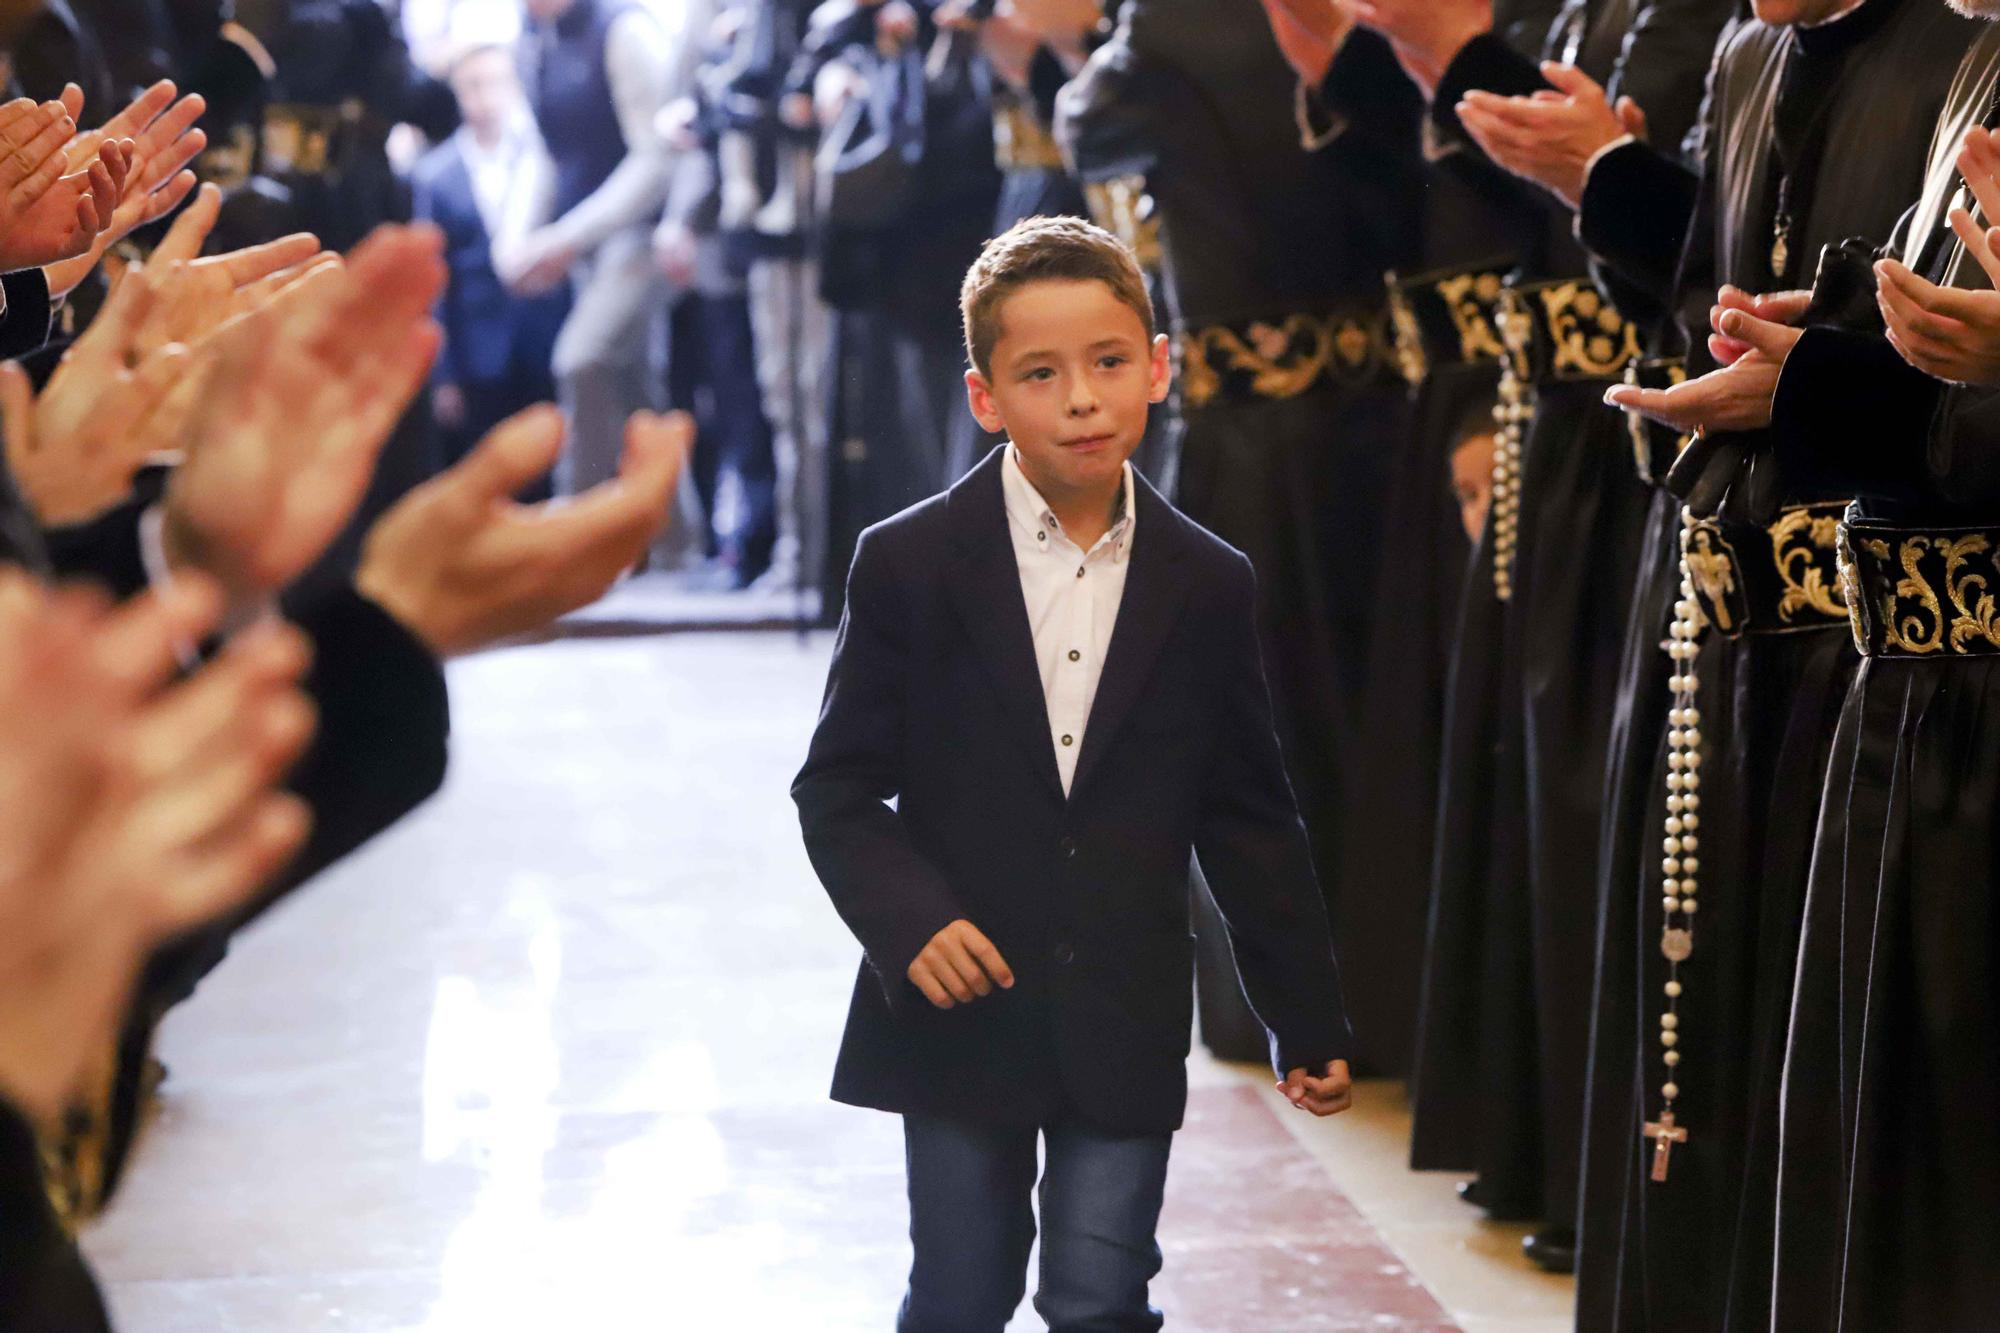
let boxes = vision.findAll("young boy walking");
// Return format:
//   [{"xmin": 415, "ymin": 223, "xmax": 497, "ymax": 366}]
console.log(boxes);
[{"xmin": 793, "ymin": 217, "xmax": 1354, "ymax": 1331}]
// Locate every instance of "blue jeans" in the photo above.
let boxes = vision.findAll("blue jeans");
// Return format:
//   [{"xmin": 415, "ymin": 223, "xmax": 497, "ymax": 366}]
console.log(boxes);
[{"xmin": 897, "ymin": 1116, "xmax": 1173, "ymax": 1332}]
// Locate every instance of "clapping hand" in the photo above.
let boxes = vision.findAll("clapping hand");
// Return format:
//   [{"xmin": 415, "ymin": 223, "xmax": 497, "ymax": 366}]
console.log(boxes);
[
  {"xmin": 356, "ymin": 406, "xmax": 688, "ymax": 656},
  {"xmin": 160, "ymin": 224, "xmax": 447, "ymax": 612},
  {"xmin": 1278, "ymin": 1059, "xmax": 1354, "ymax": 1116},
  {"xmin": 1604, "ymin": 313, "xmax": 1803, "ymax": 435},
  {"xmin": 0, "ymin": 572, "xmax": 313, "ymax": 1125},
  {"xmin": 127, "ymin": 182, "xmax": 328, "ymax": 359},
  {"xmin": 0, "ymin": 267, "xmax": 195, "ymax": 525},
  {"xmin": 1455, "ymin": 63, "xmax": 1647, "ymax": 208},
  {"xmin": 44, "ymin": 81, "xmax": 207, "ymax": 299},
  {"xmin": 1874, "ymin": 201, "xmax": 2000, "ymax": 386},
  {"xmin": 0, "ymin": 95, "xmax": 127, "ymax": 274},
  {"xmin": 1705, "ymin": 286, "xmax": 1810, "ymax": 367}
]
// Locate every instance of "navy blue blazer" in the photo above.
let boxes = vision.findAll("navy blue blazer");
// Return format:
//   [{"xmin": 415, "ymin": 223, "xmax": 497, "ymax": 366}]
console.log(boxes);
[
  {"xmin": 411, "ymin": 136, "xmax": 567, "ymax": 388},
  {"xmin": 794, "ymin": 446, "xmax": 1351, "ymax": 1135}
]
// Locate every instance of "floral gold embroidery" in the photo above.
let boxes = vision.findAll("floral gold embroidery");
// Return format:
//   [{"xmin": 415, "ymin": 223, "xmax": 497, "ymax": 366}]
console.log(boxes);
[
  {"xmin": 1770, "ymin": 506, "xmax": 1849, "ymax": 624},
  {"xmin": 1436, "ymin": 271, "xmax": 1507, "ymax": 363},
  {"xmin": 1540, "ymin": 281, "xmax": 1642, "ymax": 379},
  {"xmin": 1943, "ymin": 534, "xmax": 2000, "ymax": 652},
  {"xmin": 1180, "ymin": 310, "xmax": 1393, "ymax": 410}
]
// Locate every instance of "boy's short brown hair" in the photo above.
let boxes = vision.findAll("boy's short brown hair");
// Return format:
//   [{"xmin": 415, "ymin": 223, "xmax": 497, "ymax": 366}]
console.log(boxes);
[{"xmin": 960, "ymin": 216, "xmax": 1155, "ymax": 379}]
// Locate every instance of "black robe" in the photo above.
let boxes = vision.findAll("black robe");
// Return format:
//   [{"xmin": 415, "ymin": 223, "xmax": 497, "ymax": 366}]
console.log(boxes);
[
  {"xmin": 1058, "ymin": 1, "xmax": 1428, "ymax": 1071},
  {"xmin": 1568, "ymin": 4, "xmax": 1978, "ymax": 1327},
  {"xmin": 1309, "ymin": 2, "xmax": 1563, "ymax": 1079},
  {"xmin": 1757, "ymin": 27, "xmax": 2000, "ymax": 1327},
  {"xmin": 1407, "ymin": 0, "xmax": 1732, "ymax": 1228}
]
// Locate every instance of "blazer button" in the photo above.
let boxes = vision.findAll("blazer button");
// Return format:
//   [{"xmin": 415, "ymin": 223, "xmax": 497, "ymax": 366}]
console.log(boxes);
[
  {"xmin": 1053, "ymin": 942, "xmax": 1075, "ymax": 965},
  {"xmin": 1059, "ymin": 836, "xmax": 1077, "ymax": 858}
]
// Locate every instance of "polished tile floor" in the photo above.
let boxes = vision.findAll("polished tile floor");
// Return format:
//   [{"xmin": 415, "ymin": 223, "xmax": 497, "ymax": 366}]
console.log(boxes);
[{"xmin": 82, "ymin": 632, "xmax": 1572, "ymax": 1332}]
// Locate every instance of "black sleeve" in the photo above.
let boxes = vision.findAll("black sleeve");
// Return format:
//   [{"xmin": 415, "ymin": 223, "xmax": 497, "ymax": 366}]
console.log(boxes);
[
  {"xmin": 1053, "ymin": 26, "xmax": 1173, "ymax": 184},
  {"xmin": 1768, "ymin": 325, "xmax": 1984, "ymax": 506},
  {"xmin": 1576, "ymin": 141, "xmax": 1702, "ymax": 308},
  {"xmin": 1311, "ymin": 31, "xmax": 1424, "ymax": 154},
  {"xmin": 231, "ymin": 584, "xmax": 451, "ymax": 927},
  {"xmin": 1193, "ymin": 553, "xmax": 1352, "ymax": 1075},
  {"xmin": 792, "ymin": 530, "xmax": 965, "ymax": 1011},
  {"xmin": 0, "ymin": 269, "xmax": 55, "ymax": 361},
  {"xmin": 0, "ymin": 1099, "xmax": 112, "ymax": 1333}
]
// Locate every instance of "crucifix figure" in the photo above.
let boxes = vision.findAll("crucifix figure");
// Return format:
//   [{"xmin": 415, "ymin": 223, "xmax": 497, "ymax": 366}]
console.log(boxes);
[{"xmin": 1644, "ymin": 1109, "xmax": 1689, "ymax": 1183}]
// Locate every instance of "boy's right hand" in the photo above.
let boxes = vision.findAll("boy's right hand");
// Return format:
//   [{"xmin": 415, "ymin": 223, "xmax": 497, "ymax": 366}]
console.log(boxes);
[{"xmin": 909, "ymin": 920, "xmax": 1015, "ymax": 1009}]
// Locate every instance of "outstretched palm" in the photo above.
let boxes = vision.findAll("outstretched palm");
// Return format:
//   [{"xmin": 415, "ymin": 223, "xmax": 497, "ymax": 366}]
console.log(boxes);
[{"xmin": 162, "ymin": 225, "xmax": 448, "ymax": 607}]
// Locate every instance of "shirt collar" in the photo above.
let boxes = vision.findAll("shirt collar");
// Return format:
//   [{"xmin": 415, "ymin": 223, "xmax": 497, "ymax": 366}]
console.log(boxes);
[{"xmin": 1002, "ymin": 445, "xmax": 1136, "ymax": 558}]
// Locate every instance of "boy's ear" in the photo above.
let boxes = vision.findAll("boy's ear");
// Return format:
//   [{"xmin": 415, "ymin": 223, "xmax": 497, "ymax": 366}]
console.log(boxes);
[
  {"xmin": 1147, "ymin": 333, "xmax": 1173, "ymax": 405},
  {"xmin": 966, "ymin": 368, "xmax": 1007, "ymax": 434}
]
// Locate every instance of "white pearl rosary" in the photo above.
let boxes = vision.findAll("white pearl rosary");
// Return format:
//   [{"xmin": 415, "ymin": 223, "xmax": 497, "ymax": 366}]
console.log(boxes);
[
  {"xmin": 1650, "ymin": 510, "xmax": 1706, "ymax": 1180},
  {"xmin": 1489, "ymin": 301, "xmax": 1535, "ymax": 603}
]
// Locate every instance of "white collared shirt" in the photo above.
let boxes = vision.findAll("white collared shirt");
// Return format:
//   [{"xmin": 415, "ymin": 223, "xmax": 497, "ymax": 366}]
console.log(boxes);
[
  {"xmin": 457, "ymin": 116, "xmax": 553, "ymax": 256},
  {"xmin": 1001, "ymin": 446, "xmax": 1136, "ymax": 795}
]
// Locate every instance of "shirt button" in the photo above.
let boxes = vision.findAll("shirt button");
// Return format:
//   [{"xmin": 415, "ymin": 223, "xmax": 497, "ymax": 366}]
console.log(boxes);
[
  {"xmin": 1068, "ymin": 649, "xmax": 1081, "ymax": 662},
  {"xmin": 1076, "ymin": 568, "xmax": 1085, "ymax": 579},
  {"xmin": 1037, "ymin": 531, "xmax": 1046, "ymax": 541},
  {"xmin": 1061, "ymin": 734, "xmax": 1074, "ymax": 747}
]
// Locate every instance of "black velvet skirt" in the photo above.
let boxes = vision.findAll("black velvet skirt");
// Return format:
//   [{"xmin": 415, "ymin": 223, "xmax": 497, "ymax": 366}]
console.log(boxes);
[{"xmin": 1773, "ymin": 653, "xmax": 2000, "ymax": 1330}]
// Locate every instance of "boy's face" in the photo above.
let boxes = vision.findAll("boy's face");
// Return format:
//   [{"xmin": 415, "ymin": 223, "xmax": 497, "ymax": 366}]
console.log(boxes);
[{"xmin": 966, "ymin": 279, "xmax": 1171, "ymax": 500}]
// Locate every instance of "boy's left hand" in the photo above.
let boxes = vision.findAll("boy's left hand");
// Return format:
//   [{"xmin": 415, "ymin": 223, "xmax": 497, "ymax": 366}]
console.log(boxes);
[{"xmin": 1279, "ymin": 1060, "xmax": 1354, "ymax": 1117}]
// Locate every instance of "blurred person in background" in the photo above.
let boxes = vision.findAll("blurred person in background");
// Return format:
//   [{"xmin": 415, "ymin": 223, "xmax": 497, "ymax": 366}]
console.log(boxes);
[
  {"xmin": 415, "ymin": 35, "xmax": 568, "ymax": 492},
  {"xmin": 511, "ymin": 0, "xmax": 702, "ymax": 511}
]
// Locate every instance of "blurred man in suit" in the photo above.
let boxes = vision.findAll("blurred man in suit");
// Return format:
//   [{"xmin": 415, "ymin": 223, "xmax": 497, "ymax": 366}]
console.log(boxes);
[{"xmin": 414, "ymin": 40, "xmax": 569, "ymax": 495}]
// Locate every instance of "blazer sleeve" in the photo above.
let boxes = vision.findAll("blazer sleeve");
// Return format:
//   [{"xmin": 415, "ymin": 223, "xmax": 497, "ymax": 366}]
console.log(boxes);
[
  {"xmin": 1192, "ymin": 552, "xmax": 1353, "ymax": 1075},
  {"xmin": 0, "ymin": 1098, "xmax": 112, "ymax": 1332},
  {"xmin": 792, "ymin": 529, "xmax": 964, "ymax": 1009}
]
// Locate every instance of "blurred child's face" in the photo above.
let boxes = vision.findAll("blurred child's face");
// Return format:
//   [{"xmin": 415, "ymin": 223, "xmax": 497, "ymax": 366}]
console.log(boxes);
[
  {"xmin": 966, "ymin": 279, "xmax": 1170, "ymax": 502},
  {"xmin": 452, "ymin": 48, "xmax": 521, "ymax": 135},
  {"xmin": 1451, "ymin": 432, "xmax": 1497, "ymax": 542}
]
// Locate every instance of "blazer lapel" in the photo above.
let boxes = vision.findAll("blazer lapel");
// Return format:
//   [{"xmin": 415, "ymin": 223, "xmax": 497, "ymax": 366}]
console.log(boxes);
[
  {"xmin": 946, "ymin": 449, "xmax": 1066, "ymax": 801},
  {"xmin": 1070, "ymin": 475, "xmax": 1191, "ymax": 801}
]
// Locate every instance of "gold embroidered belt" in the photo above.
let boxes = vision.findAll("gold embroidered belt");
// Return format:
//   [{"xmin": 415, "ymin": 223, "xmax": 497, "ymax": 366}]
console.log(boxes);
[
  {"xmin": 1384, "ymin": 259, "xmax": 1511, "ymax": 387},
  {"xmin": 1179, "ymin": 301, "xmax": 1400, "ymax": 411},
  {"xmin": 1623, "ymin": 357, "xmax": 1695, "ymax": 486},
  {"xmin": 993, "ymin": 100, "xmax": 1066, "ymax": 172},
  {"xmin": 1682, "ymin": 502, "xmax": 1852, "ymax": 639},
  {"xmin": 1494, "ymin": 276, "xmax": 1644, "ymax": 388},
  {"xmin": 1838, "ymin": 513, "xmax": 2000, "ymax": 657}
]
